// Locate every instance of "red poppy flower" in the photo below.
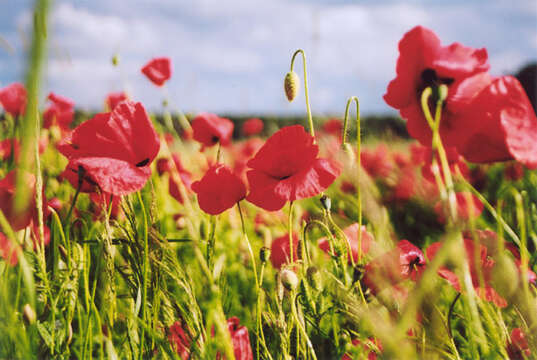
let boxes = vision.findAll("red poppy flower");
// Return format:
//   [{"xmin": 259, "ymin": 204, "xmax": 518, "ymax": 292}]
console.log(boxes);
[
  {"xmin": 105, "ymin": 91, "xmax": 128, "ymax": 111},
  {"xmin": 504, "ymin": 162, "xmax": 525, "ymax": 181},
  {"xmin": 168, "ymin": 321, "xmax": 191, "ymax": 359},
  {"xmin": 426, "ymin": 239, "xmax": 507, "ymax": 307},
  {"xmin": 141, "ymin": 57, "xmax": 172, "ymax": 86},
  {"xmin": 246, "ymin": 125, "xmax": 341, "ymax": 211},
  {"xmin": 507, "ymin": 328, "xmax": 531, "ymax": 360},
  {"xmin": 384, "ymin": 26, "xmax": 490, "ymax": 148},
  {"xmin": 158, "ymin": 155, "xmax": 192, "ymax": 204},
  {"xmin": 191, "ymin": 113, "xmax": 234, "ymax": 150},
  {"xmin": 58, "ymin": 100, "xmax": 160, "ymax": 196},
  {"xmin": 421, "ymin": 146, "xmax": 469, "ymax": 183},
  {"xmin": 362, "ymin": 240, "xmax": 425, "ymax": 295},
  {"xmin": 0, "ymin": 232, "xmax": 18, "ymax": 266},
  {"xmin": 242, "ymin": 118, "xmax": 263, "ymax": 136},
  {"xmin": 476, "ymin": 229, "xmax": 536, "ymax": 284},
  {"xmin": 191, "ymin": 164, "xmax": 246, "ymax": 215},
  {"xmin": 321, "ymin": 118, "xmax": 343, "ymax": 138},
  {"xmin": 226, "ymin": 317, "xmax": 253, "ymax": 360},
  {"xmin": 318, "ymin": 224, "xmax": 374, "ymax": 264},
  {"xmin": 0, "ymin": 138, "xmax": 20, "ymax": 162},
  {"xmin": 0, "ymin": 82, "xmax": 26, "ymax": 117},
  {"xmin": 360, "ymin": 145, "xmax": 393, "ymax": 178},
  {"xmin": 457, "ymin": 76, "xmax": 537, "ymax": 168},
  {"xmin": 43, "ymin": 92, "xmax": 74, "ymax": 130},
  {"xmin": 90, "ymin": 192, "xmax": 122, "ymax": 219},
  {"xmin": 30, "ymin": 223, "xmax": 51, "ymax": 249},
  {"xmin": 0, "ymin": 170, "xmax": 36, "ymax": 231},
  {"xmin": 434, "ymin": 192, "xmax": 483, "ymax": 223},
  {"xmin": 270, "ymin": 233, "xmax": 299, "ymax": 269},
  {"xmin": 342, "ymin": 338, "xmax": 382, "ymax": 360}
]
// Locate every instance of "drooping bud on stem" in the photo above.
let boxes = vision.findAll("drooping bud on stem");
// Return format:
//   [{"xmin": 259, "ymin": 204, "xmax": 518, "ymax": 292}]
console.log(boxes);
[
  {"xmin": 281, "ymin": 269, "xmax": 299, "ymax": 292},
  {"xmin": 320, "ymin": 195, "xmax": 331, "ymax": 212},
  {"xmin": 306, "ymin": 266, "xmax": 322, "ymax": 291},
  {"xmin": 284, "ymin": 71, "xmax": 300, "ymax": 102}
]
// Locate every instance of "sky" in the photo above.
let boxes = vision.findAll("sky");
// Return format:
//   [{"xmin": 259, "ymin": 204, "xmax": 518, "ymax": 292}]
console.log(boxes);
[{"xmin": 1, "ymin": 0, "xmax": 536, "ymax": 115}]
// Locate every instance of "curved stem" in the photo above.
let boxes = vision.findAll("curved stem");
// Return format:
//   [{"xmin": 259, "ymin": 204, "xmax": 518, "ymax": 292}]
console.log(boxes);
[
  {"xmin": 447, "ymin": 292, "xmax": 461, "ymax": 340},
  {"xmin": 341, "ymin": 96, "xmax": 363, "ymax": 263},
  {"xmin": 290, "ymin": 49, "xmax": 314, "ymax": 138}
]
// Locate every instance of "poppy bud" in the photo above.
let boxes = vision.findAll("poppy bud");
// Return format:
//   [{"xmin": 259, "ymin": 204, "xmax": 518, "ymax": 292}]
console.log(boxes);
[
  {"xmin": 23, "ymin": 304, "xmax": 35, "ymax": 324},
  {"xmin": 320, "ymin": 195, "xmax": 331, "ymax": 212},
  {"xmin": 260, "ymin": 246, "xmax": 270, "ymax": 264},
  {"xmin": 306, "ymin": 266, "xmax": 322, "ymax": 291},
  {"xmin": 281, "ymin": 269, "xmax": 299, "ymax": 291},
  {"xmin": 284, "ymin": 71, "xmax": 300, "ymax": 102},
  {"xmin": 111, "ymin": 54, "xmax": 119, "ymax": 66},
  {"xmin": 491, "ymin": 253, "xmax": 519, "ymax": 298}
]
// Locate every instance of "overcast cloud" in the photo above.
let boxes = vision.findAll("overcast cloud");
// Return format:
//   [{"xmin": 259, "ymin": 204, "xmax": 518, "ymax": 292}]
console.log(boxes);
[{"xmin": 1, "ymin": 0, "xmax": 536, "ymax": 115}]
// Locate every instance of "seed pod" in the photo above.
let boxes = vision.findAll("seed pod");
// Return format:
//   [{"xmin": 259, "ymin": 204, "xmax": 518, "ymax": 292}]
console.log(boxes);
[
  {"xmin": 281, "ymin": 269, "xmax": 299, "ymax": 291},
  {"xmin": 306, "ymin": 266, "xmax": 322, "ymax": 291},
  {"xmin": 284, "ymin": 71, "xmax": 300, "ymax": 102}
]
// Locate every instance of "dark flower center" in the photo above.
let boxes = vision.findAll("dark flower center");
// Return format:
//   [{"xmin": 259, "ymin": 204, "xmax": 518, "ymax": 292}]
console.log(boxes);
[
  {"xmin": 408, "ymin": 256, "xmax": 424, "ymax": 271},
  {"xmin": 419, "ymin": 68, "xmax": 455, "ymax": 102},
  {"xmin": 211, "ymin": 136, "xmax": 219, "ymax": 144},
  {"xmin": 136, "ymin": 158, "xmax": 150, "ymax": 167}
]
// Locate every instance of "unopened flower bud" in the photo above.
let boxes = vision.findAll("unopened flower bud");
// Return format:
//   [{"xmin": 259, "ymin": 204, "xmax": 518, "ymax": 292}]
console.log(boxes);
[
  {"xmin": 260, "ymin": 246, "xmax": 271, "ymax": 264},
  {"xmin": 281, "ymin": 269, "xmax": 299, "ymax": 291},
  {"xmin": 112, "ymin": 54, "xmax": 120, "ymax": 66},
  {"xmin": 320, "ymin": 195, "xmax": 331, "ymax": 212},
  {"xmin": 284, "ymin": 71, "xmax": 300, "ymax": 102},
  {"xmin": 23, "ymin": 304, "xmax": 36, "ymax": 324},
  {"xmin": 306, "ymin": 266, "xmax": 322, "ymax": 291}
]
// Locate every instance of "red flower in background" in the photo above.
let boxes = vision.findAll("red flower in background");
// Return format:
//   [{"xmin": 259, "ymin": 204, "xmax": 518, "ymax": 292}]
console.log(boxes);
[
  {"xmin": 141, "ymin": 57, "xmax": 172, "ymax": 86},
  {"xmin": 457, "ymin": 76, "xmax": 537, "ymax": 168},
  {"xmin": 168, "ymin": 321, "xmax": 191, "ymax": 359},
  {"xmin": 0, "ymin": 170, "xmax": 36, "ymax": 231},
  {"xmin": 58, "ymin": 100, "xmax": 160, "ymax": 196},
  {"xmin": 321, "ymin": 118, "xmax": 343, "ymax": 138},
  {"xmin": 43, "ymin": 92, "xmax": 75, "ymax": 130},
  {"xmin": 0, "ymin": 232, "xmax": 18, "ymax": 266},
  {"xmin": 504, "ymin": 162, "xmax": 525, "ymax": 181},
  {"xmin": 226, "ymin": 317, "xmax": 253, "ymax": 360},
  {"xmin": 342, "ymin": 338, "xmax": 382, "ymax": 360},
  {"xmin": 434, "ymin": 192, "xmax": 483, "ymax": 223},
  {"xmin": 242, "ymin": 118, "xmax": 263, "ymax": 136},
  {"xmin": 191, "ymin": 113, "xmax": 234, "ymax": 150},
  {"xmin": 105, "ymin": 92, "xmax": 128, "ymax": 111},
  {"xmin": 0, "ymin": 83, "xmax": 26, "ymax": 117},
  {"xmin": 246, "ymin": 125, "xmax": 340, "ymax": 211},
  {"xmin": 157, "ymin": 155, "xmax": 192, "ymax": 204},
  {"xmin": 421, "ymin": 146, "xmax": 469, "ymax": 183},
  {"xmin": 0, "ymin": 138, "xmax": 20, "ymax": 162},
  {"xmin": 318, "ymin": 224, "xmax": 374, "ymax": 264},
  {"xmin": 192, "ymin": 164, "xmax": 246, "ymax": 215},
  {"xmin": 362, "ymin": 240, "xmax": 425, "ymax": 295},
  {"xmin": 384, "ymin": 26, "xmax": 490, "ymax": 148},
  {"xmin": 360, "ymin": 145, "xmax": 393, "ymax": 178},
  {"xmin": 426, "ymin": 239, "xmax": 507, "ymax": 307},
  {"xmin": 270, "ymin": 233, "xmax": 299, "ymax": 269},
  {"xmin": 506, "ymin": 328, "xmax": 531, "ymax": 360}
]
